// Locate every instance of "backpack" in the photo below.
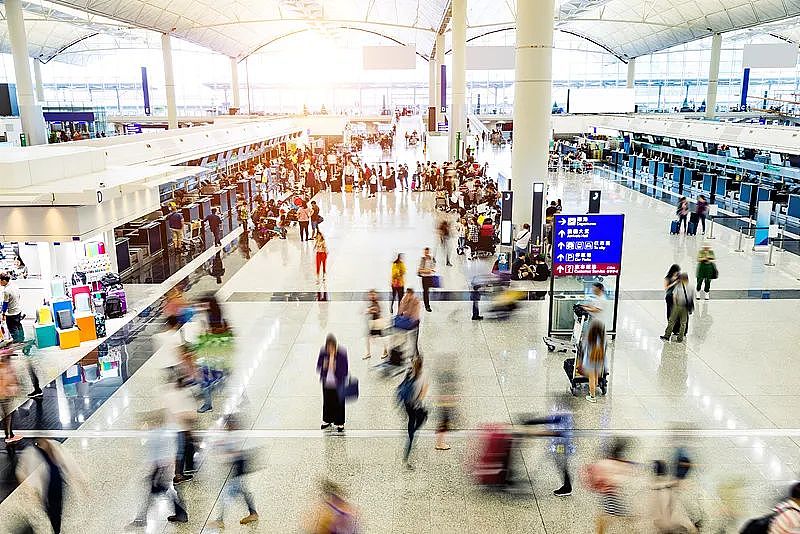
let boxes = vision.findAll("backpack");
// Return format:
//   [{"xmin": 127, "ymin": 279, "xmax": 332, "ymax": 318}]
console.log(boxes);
[
  {"xmin": 100, "ymin": 272, "xmax": 122, "ymax": 290},
  {"xmin": 104, "ymin": 295, "xmax": 124, "ymax": 318},
  {"xmin": 71, "ymin": 271, "xmax": 87, "ymax": 286}
]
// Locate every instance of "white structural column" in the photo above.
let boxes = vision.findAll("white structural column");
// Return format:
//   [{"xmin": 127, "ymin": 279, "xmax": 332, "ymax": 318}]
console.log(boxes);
[
  {"xmin": 434, "ymin": 33, "xmax": 445, "ymax": 126},
  {"xmin": 449, "ymin": 0, "xmax": 467, "ymax": 159},
  {"xmin": 33, "ymin": 59, "xmax": 45, "ymax": 102},
  {"xmin": 428, "ymin": 52, "xmax": 436, "ymax": 122},
  {"xmin": 705, "ymin": 33, "xmax": 722, "ymax": 119},
  {"xmin": 626, "ymin": 58, "xmax": 636, "ymax": 89},
  {"xmin": 6, "ymin": 0, "xmax": 46, "ymax": 145},
  {"xmin": 230, "ymin": 57, "xmax": 241, "ymax": 110},
  {"xmin": 161, "ymin": 33, "xmax": 178, "ymax": 129},
  {"xmin": 511, "ymin": 0, "xmax": 555, "ymax": 229}
]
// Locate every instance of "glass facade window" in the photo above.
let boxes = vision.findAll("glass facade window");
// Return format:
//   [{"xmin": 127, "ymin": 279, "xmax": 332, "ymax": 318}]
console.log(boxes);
[{"xmin": 0, "ymin": 25, "xmax": 799, "ymax": 122}]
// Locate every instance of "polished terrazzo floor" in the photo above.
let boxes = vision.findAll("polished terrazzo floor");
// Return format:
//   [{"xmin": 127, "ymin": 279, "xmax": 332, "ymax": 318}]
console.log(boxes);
[{"xmin": 1, "ymin": 148, "xmax": 799, "ymax": 533}]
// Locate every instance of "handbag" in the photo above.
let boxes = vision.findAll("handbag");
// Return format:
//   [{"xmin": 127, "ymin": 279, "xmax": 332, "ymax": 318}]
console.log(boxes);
[
  {"xmin": 393, "ymin": 315, "xmax": 417, "ymax": 331},
  {"xmin": 709, "ymin": 263, "xmax": 718, "ymax": 280},
  {"xmin": 343, "ymin": 377, "xmax": 359, "ymax": 401},
  {"xmin": 430, "ymin": 275, "xmax": 442, "ymax": 288}
]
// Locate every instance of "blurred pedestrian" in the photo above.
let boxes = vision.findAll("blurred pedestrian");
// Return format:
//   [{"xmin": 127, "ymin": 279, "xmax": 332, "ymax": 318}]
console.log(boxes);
[
  {"xmin": 695, "ymin": 195, "xmax": 708, "ymax": 234},
  {"xmin": 1, "ymin": 273, "xmax": 24, "ymax": 343},
  {"xmin": 664, "ymin": 264, "xmax": 682, "ymax": 335},
  {"xmin": 660, "ymin": 273, "xmax": 694, "ymax": 342},
  {"xmin": 389, "ymin": 254, "xmax": 406, "ymax": 314},
  {"xmin": 297, "ymin": 202, "xmax": 311, "ymax": 241},
  {"xmin": 585, "ymin": 439, "xmax": 636, "ymax": 534},
  {"xmin": 436, "ymin": 217, "xmax": 453, "ymax": 267},
  {"xmin": 417, "ymin": 247, "xmax": 437, "ymax": 312},
  {"xmin": 434, "ymin": 368, "xmax": 458, "ymax": 451},
  {"xmin": 163, "ymin": 372, "xmax": 197, "ymax": 484},
  {"xmin": 397, "ymin": 288, "xmax": 421, "ymax": 357},
  {"xmin": 581, "ymin": 320, "xmax": 606, "ymax": 403},
  {"xmin": 310, "ymin": 200, "xmax": 322, "ymax": 238},
  {"xmin": 303, "ymin": 479, "xmax": 358, "ymax": 534},
  {"xmin": 207, "ymin": 416, "xmax": 259, "ymax": 529},
  {"xmin": 398, "ymin": 356, "xmax": 429, "ymax": 468},
  {"xmin": 130, "ymin": 413, "xmax": 188, "ymax": 526},
  {"xmin": 317, "ymin": 334, "xmax": 349, "ymax": 432},
  {"xmin": 0, "ymin": 349, "xmax": 21, "ymax": 443},
  {"xmin": 315, "ymin": 231, "xmax": 328, "ymax": 283},
  {"xmin": 695, "ymin": 244, "xmax": 716, "ymax": 300},
  {"xmin": 16, "ymin": 439, "xmax": 87, "ymax": 534},
  {"xmin": 523, "ymin": 411, "xmax": 576, "ymax": 497},
  {"xmin": 364, "ymin": 290, "xmax": 387, "ymax": 360},
  {"xmin": 677, "ymin": 197, "xmax": 689, "ymax": 233}
]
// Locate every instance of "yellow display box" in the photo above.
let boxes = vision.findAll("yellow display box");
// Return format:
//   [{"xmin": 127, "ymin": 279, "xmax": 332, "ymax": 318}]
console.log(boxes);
[
  {"xmin": 75, "ymin": 314, "xmax": 97, "ymax": 342},
  {"xmin": 57, "ymin": 327, "xmax": 81, "ymax": 349}
]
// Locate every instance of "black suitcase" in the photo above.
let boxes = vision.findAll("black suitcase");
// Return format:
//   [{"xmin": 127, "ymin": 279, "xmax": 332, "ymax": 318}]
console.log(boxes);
[
  {"xmin": 564, "ymin": 357, "xmax": 608, "ymax": 396},
  {"xmin": 689, "ymin": 212, "xmax": 699, "ymax": 224}
]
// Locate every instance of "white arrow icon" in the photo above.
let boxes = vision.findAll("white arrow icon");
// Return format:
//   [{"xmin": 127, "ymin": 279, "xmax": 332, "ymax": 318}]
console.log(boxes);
[
  {"xmin": 557, "ymin": 254, "xmax": 564, "ymax": 261},
  {"xmin": 557, "ymin": 242, "xmax": 565, "ymax": 250},
  {"xmin": 559, "ymin": 218, "xmax": 566, "ymax": 225},
  {"xmin": 556, "ymin": 265, "xmax": 564, "ymax": 273},
  {"xmin": 558, "ymin": 230, "xmax": 565, "ymax": 238}
]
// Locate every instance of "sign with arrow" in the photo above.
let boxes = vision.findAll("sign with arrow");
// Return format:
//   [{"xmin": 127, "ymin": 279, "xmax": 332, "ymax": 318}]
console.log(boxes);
[{"xmin": 552, "ymin": 214, "xmax": 625, "ymax": 277}]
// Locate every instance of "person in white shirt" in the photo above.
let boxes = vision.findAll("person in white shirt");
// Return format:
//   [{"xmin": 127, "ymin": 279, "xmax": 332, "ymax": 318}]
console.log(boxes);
[
  {"xmin": 583, "ymin": 282, "xmax": 611, "ymax": 330},
  {"xmin": 514, "ymin": 223, "xmax": 531, "ymax": 260},
  {"xmin": 0, "ymin": 273, "xmax": 23, "ymax": 342}
]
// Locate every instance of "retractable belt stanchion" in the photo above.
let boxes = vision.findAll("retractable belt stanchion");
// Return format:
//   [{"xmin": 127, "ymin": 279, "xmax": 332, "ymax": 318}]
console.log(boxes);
[{"xmin": 734, "ymin": 224, "xmax": 770, "ymax": 253}]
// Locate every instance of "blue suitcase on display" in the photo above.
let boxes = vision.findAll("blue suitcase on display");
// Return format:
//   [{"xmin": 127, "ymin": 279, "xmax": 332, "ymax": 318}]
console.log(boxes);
[
  {"xmin": 670, "ymin": 220, "xmax": 680, "ymax": 234},
  {"xmin": 687, "ymin": 221, "xmax": 697, "ymax": 236}
]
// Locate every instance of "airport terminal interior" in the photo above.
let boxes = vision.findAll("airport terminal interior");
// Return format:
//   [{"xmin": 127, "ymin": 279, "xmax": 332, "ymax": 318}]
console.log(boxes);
[{"xmin": 2, "ymin": 1, "xmax": 800, "ymax": 533}]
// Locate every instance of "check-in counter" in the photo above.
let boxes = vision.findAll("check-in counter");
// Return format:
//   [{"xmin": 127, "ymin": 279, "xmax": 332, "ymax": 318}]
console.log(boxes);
[
  {"xmin": 212, "ymin": 190, "xmax": 229, "ymax": 213},
  {"xmin": 648, "ymin": 160, "xmax": 657, "ymax": 176},
  {"xmin": 788, "ymin": 194, "xmax": 800, "ymax": 219},
  {"xmin": 671, "ymin": 166, "xmax": 683, "ymax": 192},
  {"xmin": 182, "ymin": 203, "xmax": 200, "ymax": 224}
]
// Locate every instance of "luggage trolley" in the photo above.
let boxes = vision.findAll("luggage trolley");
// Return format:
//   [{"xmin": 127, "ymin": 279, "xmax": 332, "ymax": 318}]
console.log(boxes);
[{"xmin": 542, "ymin": 303, "xmax": 589, "ymax": 354}]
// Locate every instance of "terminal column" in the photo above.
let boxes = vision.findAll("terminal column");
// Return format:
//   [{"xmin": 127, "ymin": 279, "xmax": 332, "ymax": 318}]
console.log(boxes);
[
  {"xmin": 428, "ymin": 50, "xmax": 436, "ymax": 129},
  {"xmin": 6, "ymin": 0, "xmax": 46, "ymax": 145},
  {"xmin": 230, "ymin": 57, "xmax": 241, "ymax": 112},
  {"xmin": 161, "ymin": 33, "xmax": 178, "ymax": 129},
  {"xmin": 33, "ymin": 59, "xmax": 45, "ymax": 102},
  {"xmin": 705, "ymin": 33, "xmax": 722, "ymax": 119},
  {"xmin": 626, "ymin": 58, "xmax": 636, "ymax": 89},
  {"xmin": 449, "ymin": 0, "xmax": 466, "ymax": 159},
  {"xmin": 435, "ymin": 33, "xmax": 445, "ymax": 127},
  {"xmin": 511, "ymin": 0, "xmax": 555, "ymax": 235}
]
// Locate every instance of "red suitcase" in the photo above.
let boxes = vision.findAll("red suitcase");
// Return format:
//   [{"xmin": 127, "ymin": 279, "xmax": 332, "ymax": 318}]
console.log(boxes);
[{"xmin": 471, "ymin": 424, "xmax": 513, "ymax": 486}]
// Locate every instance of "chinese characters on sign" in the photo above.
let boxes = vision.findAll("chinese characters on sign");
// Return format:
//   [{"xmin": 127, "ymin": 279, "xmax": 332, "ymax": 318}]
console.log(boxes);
[{"xmin": 552, "ymin": 214, "xmax": 625, "ymax": 277}]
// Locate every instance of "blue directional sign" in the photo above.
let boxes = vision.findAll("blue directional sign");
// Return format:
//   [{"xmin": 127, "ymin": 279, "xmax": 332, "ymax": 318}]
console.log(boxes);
[{"xmin": 552, "ymin": 214, "xmax": 625, "ymax": 277}]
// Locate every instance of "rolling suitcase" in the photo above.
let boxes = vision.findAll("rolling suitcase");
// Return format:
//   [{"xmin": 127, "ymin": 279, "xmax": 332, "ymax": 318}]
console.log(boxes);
[
  {"xmin": 687, "ymin": 221, "xmax": 697, "ymax": 236},
  {"xmin": 472, "ymin": 425, "xmax": 513, "ymax": 486},
  {"xmin": 670, "ymin": 220, "xmax": 680, "ymax": 234},
  {"xmin": 564, "ymin": 357, "xmax": 608, "ymax": 396}
]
